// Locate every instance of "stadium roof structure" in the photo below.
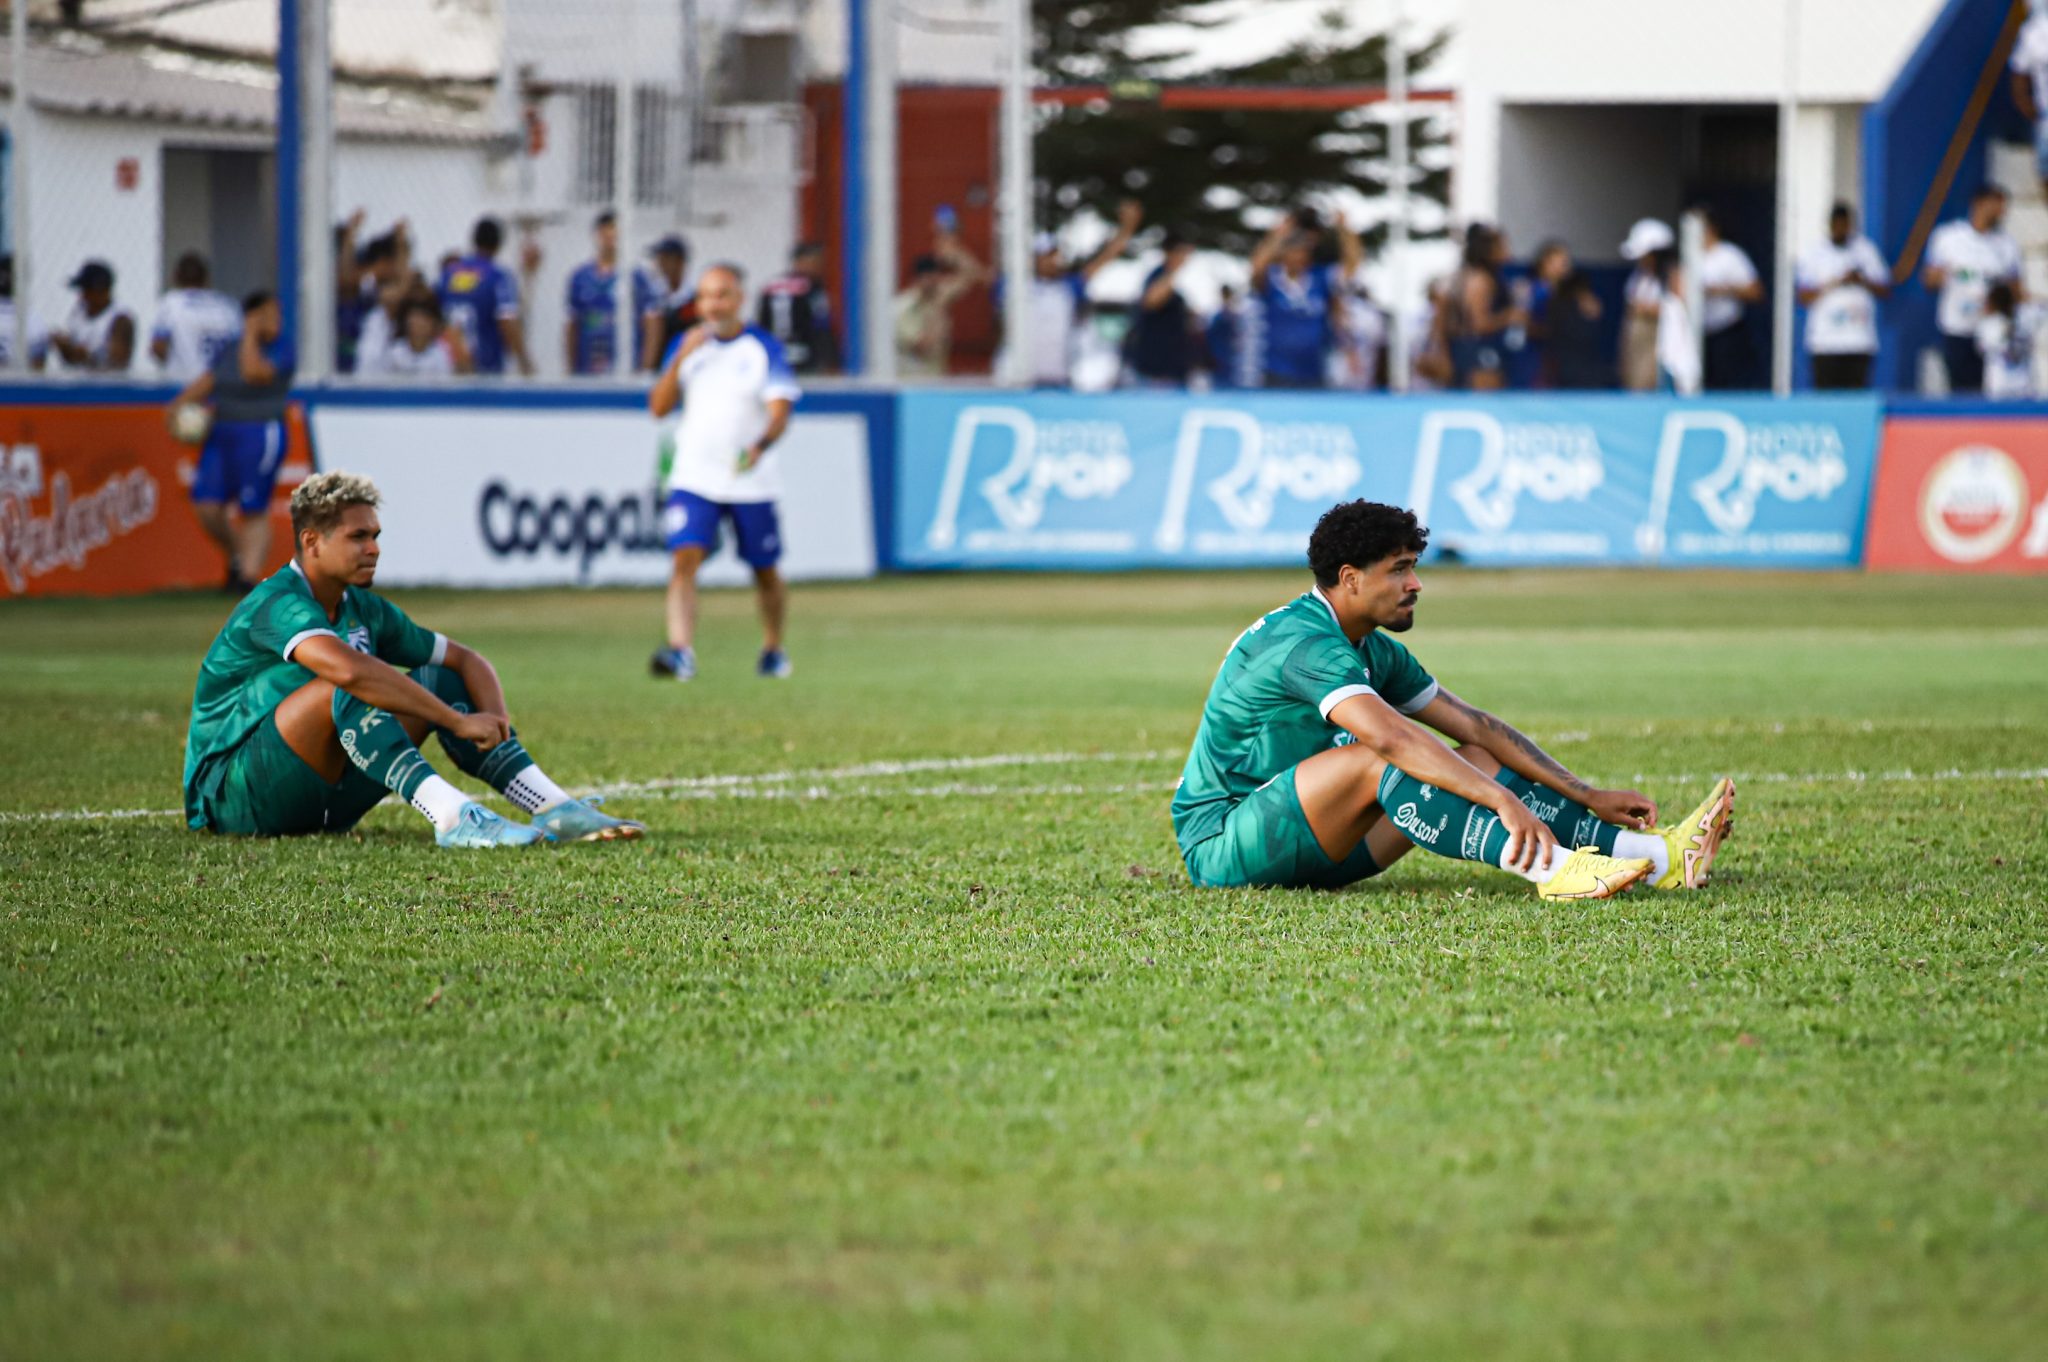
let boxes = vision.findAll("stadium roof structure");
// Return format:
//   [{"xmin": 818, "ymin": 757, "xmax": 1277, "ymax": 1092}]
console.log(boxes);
[{"xmin": 0, "ymin": 33, "xmax": 506, "ymax": 147}]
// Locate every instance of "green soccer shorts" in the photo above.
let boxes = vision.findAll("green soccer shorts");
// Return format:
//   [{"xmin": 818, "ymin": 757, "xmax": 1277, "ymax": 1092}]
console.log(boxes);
[
  {"xmin": 1180, "ymin": 764, "xmax": 1382, "ymax": 890},
  {"xmin": 200, "ymin": 709, "xmax": 392, "ymax": 836}
]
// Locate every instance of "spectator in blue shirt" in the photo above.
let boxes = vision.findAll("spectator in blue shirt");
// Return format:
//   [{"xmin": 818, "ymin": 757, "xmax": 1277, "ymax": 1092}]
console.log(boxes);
[
  {"xmin": 1204, "ymin": 284, "xmax": 1244, "ymax": 389},
  {"xmin": 1126, "ymin": 230, "xmax": 1197, "ymax": 387},
  {"xmin": 563, "ymin": 210, "xmax": 657, "ymax": 376},
  {"xmin": 1243, "ymin": 208, "xmax": 1364, "ymax": 389},
  {"xmin": 439, "ymin": 216, "xmax": 532, "ymax": 376}
]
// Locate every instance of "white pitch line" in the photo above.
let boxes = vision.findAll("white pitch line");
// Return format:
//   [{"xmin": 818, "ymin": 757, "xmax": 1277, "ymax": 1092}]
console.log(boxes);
[
  {"xmin": 5, "ymin": 763, "xmax": 2045, "ymax": 826},
  {"xmin": 586, "ymin": 748, "xmax": 1175, "ymax": 797}
]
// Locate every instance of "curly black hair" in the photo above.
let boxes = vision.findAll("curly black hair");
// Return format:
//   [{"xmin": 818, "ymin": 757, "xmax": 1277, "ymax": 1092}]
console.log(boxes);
[{"xmin": 1307, "ymin": 501, "xmax": 1429, "ymax": 587}]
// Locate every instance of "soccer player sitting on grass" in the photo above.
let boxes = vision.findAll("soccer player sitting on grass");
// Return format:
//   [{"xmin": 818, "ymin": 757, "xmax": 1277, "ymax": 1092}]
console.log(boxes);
[
  {"xmin": 1173, "ymin": 500, "xmax": 1734, "ymax": 900},
  {"xmin": 183, "ymin": 471, "xmax": 644, "ymax": 848}
]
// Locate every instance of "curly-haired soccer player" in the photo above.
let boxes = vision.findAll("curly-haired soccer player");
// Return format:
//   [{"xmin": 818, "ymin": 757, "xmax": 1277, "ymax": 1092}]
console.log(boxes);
[
  {"xmin": 182, "ymin": 471, "xmax": 643, "ymax": 848},
  {"xmin": 1172, "ymin": 500, "xmax": 1733, "ymax": 899}
]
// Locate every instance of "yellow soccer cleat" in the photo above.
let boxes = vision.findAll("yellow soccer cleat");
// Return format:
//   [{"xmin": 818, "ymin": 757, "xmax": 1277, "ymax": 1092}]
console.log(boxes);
[
  {"xmin": 1537, "ymin": 847, "xmax": 1655, "ymax": 902},
  {"xmin": 1652, "ymin": 777, "xmax": 1736, "ymax": 890}
]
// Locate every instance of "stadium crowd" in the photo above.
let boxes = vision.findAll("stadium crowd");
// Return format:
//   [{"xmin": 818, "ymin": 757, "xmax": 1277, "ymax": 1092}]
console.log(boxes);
[{"xmin": 1, "ymin": 184, "xmax": 2032, "ymax": 398}]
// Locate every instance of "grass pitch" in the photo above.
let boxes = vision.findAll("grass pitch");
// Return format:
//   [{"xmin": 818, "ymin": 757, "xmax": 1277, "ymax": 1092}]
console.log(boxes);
[{"xmin": 3, "ymin": 569, "xmax": 2045, "ymax": 1361}]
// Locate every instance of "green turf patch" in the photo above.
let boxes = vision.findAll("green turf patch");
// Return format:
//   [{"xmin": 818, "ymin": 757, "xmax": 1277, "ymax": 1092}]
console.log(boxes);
[{"xmin": 3, "ymin": 570, "xmax": 2045, "ymax": 1360}]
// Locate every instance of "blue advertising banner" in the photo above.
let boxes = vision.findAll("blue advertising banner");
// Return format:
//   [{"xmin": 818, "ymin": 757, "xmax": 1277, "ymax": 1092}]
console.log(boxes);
[{"xmin": 892, "ymin": 392, "xmax": 1883, "ymax": 570}]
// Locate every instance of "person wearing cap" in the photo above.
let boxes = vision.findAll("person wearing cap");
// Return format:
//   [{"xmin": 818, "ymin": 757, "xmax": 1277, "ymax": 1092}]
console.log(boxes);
[
  {"xmin": 997, "ymin": 199, "xmax": 1142, "ymax": 386},
  {"xmin": 150, "ymin": 252, "xmax": 243, "ymax": 384},
  {"xmin": 564, "ymin": 210, "xmax": 659, "ymax": 376},
  {"xmin": 1924, "ymin": 185, "xmax": 2025, "ymax": 395},
  {"xmin": 1618, "ymin": 218, "xmax": 1674, "ymax": 393},
  {"xmin": 1125, "ymin": 230, "xmax": 1198, "ymax": 387},
  {"xmin": 1795, "ymin": 203, "xmax": 1890, "ymax": 391},
  {"xmin": 639, "ymin": 234, "xmax": 698, "ymax": 374},
  {"xmin": 756, "ymin": 241, "xmax": 841, "ymax": 375},
  {"xmin": 895, "ymin": 230, "xmax": 989, "ymax": 379},
  {"xmin": 37, "ymin": 260, "xmax": 135, "ymax": 373},
  {"xmin": 438, "ymin": 216, "xmax": 532, "ymax": 377}
]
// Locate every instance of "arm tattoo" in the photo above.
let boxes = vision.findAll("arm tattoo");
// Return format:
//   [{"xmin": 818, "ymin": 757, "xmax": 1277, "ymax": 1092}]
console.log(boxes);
[{"xmin": 1450, "ymin": 694, "xmax": 1594, "ymax": 798}]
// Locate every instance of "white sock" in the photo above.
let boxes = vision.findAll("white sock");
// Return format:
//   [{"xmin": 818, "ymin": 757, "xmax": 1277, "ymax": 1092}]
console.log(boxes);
[
  {"xmin": 409, "ymin": 774, "xmax": 472, "ymax": 833},
  {"xmin": 1501, "ymin": 839, "xmax": 1576, "ymax": 886},
  {"xmin": 503, "ymin": 766, "xmax": 572, "ymax": 816},
  {"xmin": 1612, "ymin": 829, "xmax": 1670, "ymax": 882}
]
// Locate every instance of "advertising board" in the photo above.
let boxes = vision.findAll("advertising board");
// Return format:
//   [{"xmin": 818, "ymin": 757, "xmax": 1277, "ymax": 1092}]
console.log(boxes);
[
  {"xmin": 309, "ymin": 406, "xmax": 877, "ymax": 587},
  {"xmin": 1865, "ymin": 415, "xmax": 2048, "ymax": 572},
  {"xmin": 891, "ymin": 393, "xmax": 1882, "ymax": 571},
  {"xmin": 0, "ymin": 404, "xmax": 313, "ymax": 598}
]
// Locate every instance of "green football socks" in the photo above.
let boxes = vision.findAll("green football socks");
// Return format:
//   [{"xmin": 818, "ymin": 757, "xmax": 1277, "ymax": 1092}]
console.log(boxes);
[
  {"xmin": 1492, "ymin": 769, "xmax": 1622, "ymax": 855},
  {"xmin": 332, "ymin": 688, "xmax": 466, "ymax": 829},
  {"xmin": 1375, "ymin": 764, "xmax": 1513, "ymax": 868},
  {"xmin": 411, "ymin": 665, "xmax": 569, "ymax": 815}
]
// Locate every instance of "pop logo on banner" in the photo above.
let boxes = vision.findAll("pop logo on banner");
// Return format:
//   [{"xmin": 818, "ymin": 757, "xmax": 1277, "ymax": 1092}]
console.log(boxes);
[
  {"xmin": 895, "ymin": 393, "xmax": 1880, "ymax": 571},
  {"xmin": 1866, "ymin": 418, "xmax": 2048, "ymax": 572}
]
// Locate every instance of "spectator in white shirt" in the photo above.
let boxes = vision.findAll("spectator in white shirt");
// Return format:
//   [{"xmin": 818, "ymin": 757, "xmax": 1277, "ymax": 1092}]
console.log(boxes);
[
  {"xmin": 1795, "ymin": 202, "xmax": 1891, "ymax": 390},
  {"xmin": 1923, "ymin": 184, "xmax": 2025, "ymax": 395},
  {"xmin": 1618, "ymin": 218, "xmax": 1675, "ymax": 393},
  {"xmin": 1694, "ymin": 206, "xmax": 1765, "ymax": 391},
  {"xmin": 0, "ymin": 254, "xmax": 29, "ymax": 370},
  {"xmin": 361, "ymin": 294, "xmax": 471, "ymax": 379},
  {"xmin": 1976, "ymin": 282, "xmax": 2040, "ymax": 401},
  {"xmin": 150, "ymin": 253, "xmax": 243, "ymax": 383},
  {"xmin": 2010, "ymin": 0, "xmax": 2048, "ymax": 197},
  {"xmin": 1653, "ymin": 249, "xmax": 1702, "ymax": 397},
  {"xmin": 34, "ymin": 260, "xmax": 135, "ymax": 373},
  {"xmin": 999, "ymin": 199, "xmax": 1142, "ymax": 387}
]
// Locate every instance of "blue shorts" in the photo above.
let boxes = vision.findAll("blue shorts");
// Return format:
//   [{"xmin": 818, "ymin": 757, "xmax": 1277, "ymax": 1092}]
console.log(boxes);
[
  {"xmin": 2035, "ymin": 118, "xmax": 2048, "ymax": 182},
  {"xmin": 662, "ymin": 489, "xmax": 782, "ymax": 568},
  {"xmin": 191, "ymin": 419, "xmax": 286, "ymax": 514}
]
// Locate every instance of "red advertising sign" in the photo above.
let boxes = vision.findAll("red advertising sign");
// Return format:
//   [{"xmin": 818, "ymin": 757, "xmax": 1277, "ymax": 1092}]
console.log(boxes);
[
  {"xmin": 1865, "ymin": 417, "xmax": 2048, "ymax": 572},
  {"xmin": 0, "ymin": 405, "xmax": 314, "ymax": 598}
]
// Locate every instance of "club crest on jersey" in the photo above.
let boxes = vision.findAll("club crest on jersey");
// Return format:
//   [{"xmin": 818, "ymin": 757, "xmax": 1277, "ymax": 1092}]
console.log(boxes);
[{"xmin": 346, "ymin": 625, "xmax": 373, "ymax": 654}]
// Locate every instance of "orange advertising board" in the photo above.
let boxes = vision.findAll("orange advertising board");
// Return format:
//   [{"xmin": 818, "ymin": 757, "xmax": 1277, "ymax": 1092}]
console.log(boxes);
[
  {"xmin": 0, "ymin": 405, "xmax": 314, "ymax": 598},
  {"xmin": 1865, "ymin": 417, "xmax": 2048, "ymax": 572}
]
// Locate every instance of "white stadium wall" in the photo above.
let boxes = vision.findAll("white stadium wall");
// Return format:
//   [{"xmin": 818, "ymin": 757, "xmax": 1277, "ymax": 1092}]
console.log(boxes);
[{"xmin": 1456, "ymin": 0, "xmax": 1947, "ymax": 232}]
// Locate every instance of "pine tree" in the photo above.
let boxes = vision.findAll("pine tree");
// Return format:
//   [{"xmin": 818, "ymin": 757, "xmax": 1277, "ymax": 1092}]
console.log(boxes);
[{"xmin": 1034, "ymin": 2, "xmax": 1450, "ymax": 255}]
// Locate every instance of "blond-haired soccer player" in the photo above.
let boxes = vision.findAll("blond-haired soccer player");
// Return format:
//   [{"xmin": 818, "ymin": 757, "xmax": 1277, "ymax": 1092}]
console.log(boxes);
[{"xmin": 182, "ymin": 471, "xmax": 643, "ymax": 848}]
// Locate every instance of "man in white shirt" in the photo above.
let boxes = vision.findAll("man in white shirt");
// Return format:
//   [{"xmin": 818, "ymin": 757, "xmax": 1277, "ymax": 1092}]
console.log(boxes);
[
  {"xmin": 150, "ymin": 253, "xmax": 243, "ymax": 383},
  {"xmin": 1795, "ymin": 202, "xmax": 1891, "ymax": 390},
  {"xmin": 2010, "ymin": 0, "xmax": 2048, "ymax": 195},
  {"xmin": 1923, "ymin": 184, "xmax": 2025, "ymax": 395},
  {"xmin": 998, "ymin": 199, "xmax": 1141, "ymax": 386},
  {"xmin": 35, "ymin": 260, "xmax": 135, "ymax": 373},
  {"xmin": 1695, "ymin": 207, "xmax": 1764, "ymax": 391},
  {"xmin": 647, "ymin": 264, "xmax": 802, "ymax": 682}
]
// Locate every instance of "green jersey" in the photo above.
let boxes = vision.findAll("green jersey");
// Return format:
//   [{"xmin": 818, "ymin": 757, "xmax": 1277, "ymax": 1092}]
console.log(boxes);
[
  {"xmin": 1171, "ymin": 588, "xmax": 1439, "ymax": 853},
  {"xmin": 183, "ymin": 563, "xmax": 445, "ymax": 829}
]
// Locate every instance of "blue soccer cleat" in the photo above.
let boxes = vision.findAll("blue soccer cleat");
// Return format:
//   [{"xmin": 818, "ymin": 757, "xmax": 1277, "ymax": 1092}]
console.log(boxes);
[
  {"xmin": 436, "ymin": 801, "xmax": 548, "ymax": 850},
  {"xmin": 757, "ymin": 647, "xmax": 793, "ymax": 679},
  {"xmin": 531, "ymin": 795, "xmax": 646, "ymax": 843},
  {"xmin": 648, "ymin": 645, "xmax": 697, "ymax": 681}
]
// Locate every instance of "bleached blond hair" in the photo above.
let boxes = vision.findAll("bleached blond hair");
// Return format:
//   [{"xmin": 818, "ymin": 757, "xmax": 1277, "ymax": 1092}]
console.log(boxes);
[{"xmin": 290, "ymin": 470, "xmax": 382, "ymax": 539}]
